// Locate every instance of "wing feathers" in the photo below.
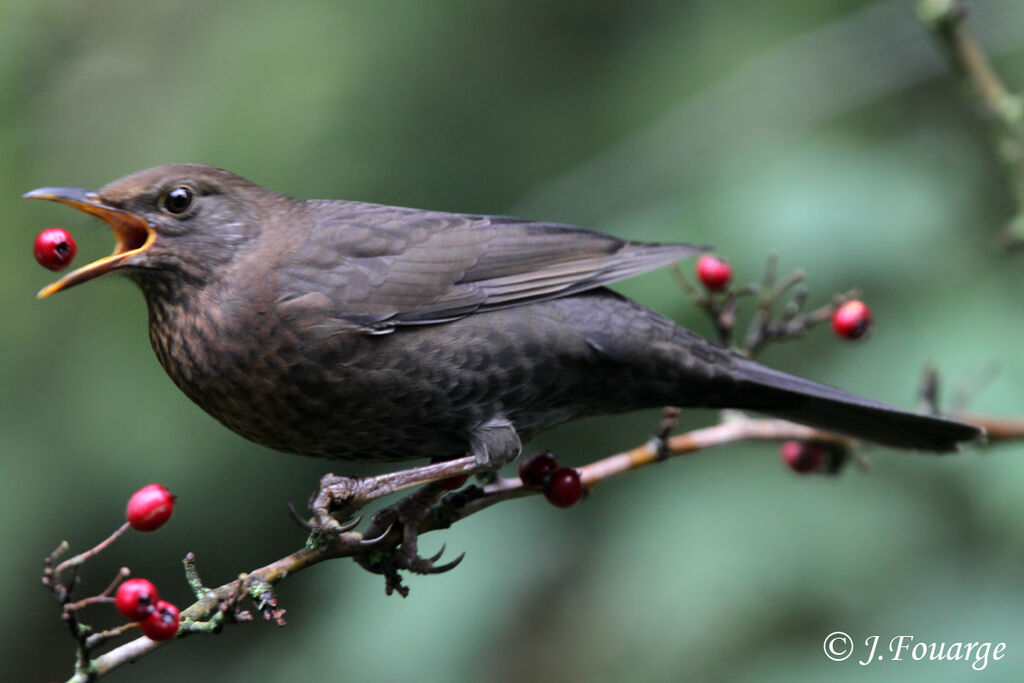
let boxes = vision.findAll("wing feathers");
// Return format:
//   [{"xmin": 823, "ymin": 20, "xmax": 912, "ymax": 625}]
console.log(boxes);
[{"xmin": 278, "ymin": 201, "xmax": 707, "ymax": 329}]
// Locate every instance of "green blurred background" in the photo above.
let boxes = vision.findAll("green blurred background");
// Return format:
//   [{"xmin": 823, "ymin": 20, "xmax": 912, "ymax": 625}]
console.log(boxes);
[{"xmin": 3, "ymin": 0, "xmax": 1024, "ymax": 680}]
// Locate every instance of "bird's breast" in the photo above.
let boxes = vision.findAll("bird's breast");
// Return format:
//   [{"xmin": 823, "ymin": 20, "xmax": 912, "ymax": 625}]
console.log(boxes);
[
  {"xmin": 146, "ymin": 292, "xmax": 353, "ymax": 453},
  {"xmin": 143, "ymin": 291, "xmax": 476, "ymax": 460}
]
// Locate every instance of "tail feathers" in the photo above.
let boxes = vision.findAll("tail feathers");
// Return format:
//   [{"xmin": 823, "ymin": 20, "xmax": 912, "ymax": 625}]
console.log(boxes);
[{"xmin": 724, "ymin": 358, "xmax": 983, "ymax": 453}]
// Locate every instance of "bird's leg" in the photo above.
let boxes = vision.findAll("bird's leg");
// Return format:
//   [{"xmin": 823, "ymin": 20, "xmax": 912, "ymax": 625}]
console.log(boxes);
[
  {"xmin": 308, "ymin": 456, "xmax": 479, "ymax": 533},
  {"xmin": 309, "ymin": 421, "xmax": 520, "ymax": 532}
]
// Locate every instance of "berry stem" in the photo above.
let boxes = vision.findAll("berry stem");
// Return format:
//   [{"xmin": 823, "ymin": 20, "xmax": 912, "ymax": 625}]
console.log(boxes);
[
  {"xmin": 64, "ymin": 567, "xmax": 129, "ymax": 612},
  {"xmin": 55, "ymin": 522, "xmax": 131, "ymax": 576}
]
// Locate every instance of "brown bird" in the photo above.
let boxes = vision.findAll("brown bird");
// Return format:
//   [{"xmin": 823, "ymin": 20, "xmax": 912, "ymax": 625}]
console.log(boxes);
[{"xmin": 25, "ymin": 164, "xmax": 980, "ymax": 469}]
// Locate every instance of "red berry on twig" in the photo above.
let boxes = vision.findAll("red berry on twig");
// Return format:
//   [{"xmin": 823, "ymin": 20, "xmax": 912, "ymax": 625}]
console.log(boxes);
[
  {"xmin": 543, "ymin": 467, "xmax": 583, "ymax": 507},
  {"xmin": 780, "ymin": 441, "xmax": 824, "ymax": 474},
  {"xmin": 126, "ymin": 484, "xmax": 176, "ymax": 532},
  {"xmin": 696, "ymin": 255, "xmax": 732, "ymax": 291},
  {"xmin": 519, "ymin": 451, "xmax": 559, "ymax": 487},
  {"xmin": 34, "ymin": 227, "xmax": 77, "ymax": 271},
  {"xmin": 115, "ymin": 578, "xmax": 159, "ymax": 621},
  {"xmin": 140, "ymin": 600, "xmax": 180, "ymax": 641},
  {"xmin": 436, "ymin": 474, "xmax": 469, "ymax": 490},
  {"xmin": 832, "ymin": 300, "xmax": 873, "ymax": 340}
]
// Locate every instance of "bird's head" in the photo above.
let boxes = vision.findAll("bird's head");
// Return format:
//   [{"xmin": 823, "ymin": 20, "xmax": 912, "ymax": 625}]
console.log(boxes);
[{"xmin": 24, "ymin": 164, "xmax": 278, "ymax": 299}]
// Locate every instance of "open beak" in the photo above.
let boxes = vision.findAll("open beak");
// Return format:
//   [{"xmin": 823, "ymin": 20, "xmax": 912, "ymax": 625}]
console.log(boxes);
[{"xmin": 23, "ymin": 187, "xmax": 155, "ymax": 298}]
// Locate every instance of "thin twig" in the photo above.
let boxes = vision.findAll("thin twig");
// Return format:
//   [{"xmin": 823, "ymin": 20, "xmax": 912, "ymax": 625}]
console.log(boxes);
[
  {"xmin": 55, "ymin": 523, "xmax": 131, "ymax": 576},
  {"xmin": 952, "ymin": 413, "xmax": 1024, "ymax": 442}
]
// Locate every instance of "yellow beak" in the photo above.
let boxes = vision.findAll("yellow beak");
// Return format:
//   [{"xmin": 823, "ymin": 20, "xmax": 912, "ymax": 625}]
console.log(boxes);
[{"xmin": 23, "ymin": 187, "xmax": 155, "ymax": 297}]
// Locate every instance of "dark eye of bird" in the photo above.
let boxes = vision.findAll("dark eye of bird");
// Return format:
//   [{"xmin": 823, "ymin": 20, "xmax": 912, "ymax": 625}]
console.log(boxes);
[{"xmin": 163, "ymin": 186, "xmax": 194, "ymax": 215}]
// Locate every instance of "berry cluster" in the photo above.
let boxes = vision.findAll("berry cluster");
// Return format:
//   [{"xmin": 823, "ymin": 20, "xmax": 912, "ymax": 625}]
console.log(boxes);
[
  {"xmin": 694, "ymin": 254, "xmax": 873, "ymax": 474},
  {"xmin": 117, "ymin": 484, "xmax": 181, "ymax": 640},
  {"xmin": 114, "ymin": 578, "xmax": 180, "ymax": 641},
  {"xmin": 518, "ymin": 452, "xmax": 583, "ymax": 507},
  {"xmin": 42, "ymin": 482, "xmax": 182, "ymax": 650},
  {"xmin": 694, "ymin": 253, "xmax": 875, "ymax": 343}
]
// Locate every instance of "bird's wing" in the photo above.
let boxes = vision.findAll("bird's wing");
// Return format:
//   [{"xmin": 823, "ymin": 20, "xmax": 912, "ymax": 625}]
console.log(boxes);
[{"xmin": 276, "ymin": 200, "xmax": 706, "ymax": 331}]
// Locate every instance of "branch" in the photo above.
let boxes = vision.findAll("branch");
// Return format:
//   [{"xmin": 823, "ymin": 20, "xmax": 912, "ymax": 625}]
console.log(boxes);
[
  {"xmin": 918, "ymin": 0, "xmax": 1024, "ymax": 247},
  {"xmin": 952, "ymin": 413, "xmax": 1024, "ymax": 442},
  {"xmin": 75, "ymin": 404, "xmax": 1024, "ymax": 680}
]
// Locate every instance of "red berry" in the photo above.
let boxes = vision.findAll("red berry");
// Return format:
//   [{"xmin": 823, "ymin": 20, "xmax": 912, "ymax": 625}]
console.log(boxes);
[
  {"xmin": 519, "ymin": 451, "xmax": 558, "ymax": 487},
  {"xmin": 831, "ymin": 300, "xmax": 873, "ymax": 340},
  {"xmin": 139, "ymin": 600, "xmax": 180, "ymax": 641},
  {"xmin": 695, "ymin": 254, "xmax": 732, "ymax": 291},
  {"xmin": 780, "ymin": 441, "xmax": 824, "ymax": 474},
  {"xmin": 33, "ymin": 227, "xmax": 77, "ymax": 271},
  {"xmin": 115, "ymin": 578, "xmax": 159, "ymax": 621},
  {"xmin": 126, "ymin": 484, "xmax": 176, "ymax": 532},
  {"xmin": 436, "ymin": 474, "xmax": 469, "ymax": 490},
  {"xmin": 543, "ymin": 467, "xmax": 583, "ymax": 507}
]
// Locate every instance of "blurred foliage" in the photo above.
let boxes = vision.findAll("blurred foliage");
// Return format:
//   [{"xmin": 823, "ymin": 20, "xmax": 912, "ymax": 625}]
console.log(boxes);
[{"xmin": 3, "ymin": 0, "xmax": 1024, "ymax": 681}]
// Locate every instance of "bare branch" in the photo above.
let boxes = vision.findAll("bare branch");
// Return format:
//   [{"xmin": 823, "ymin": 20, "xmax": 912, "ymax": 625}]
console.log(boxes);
[{"xmin": 918, "ymin": 0, "xmax": 1024, "ymax": 246}]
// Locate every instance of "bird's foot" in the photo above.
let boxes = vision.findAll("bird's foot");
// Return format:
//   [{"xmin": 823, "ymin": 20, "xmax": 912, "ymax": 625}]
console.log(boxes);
[
  {"xmin": 286, "ymin": 499, "xmax": 386, "ymax": 544},
  {"xmin": 354, "ymin": 482, "xmax": 467, "ymax": 596},
  {"xmin": 306, "ymin": 473, "xmax": 372, "ymax": 536},
  {"xmin": 298, "ymin": 461, "xmax": 484, "ymax": 595}
]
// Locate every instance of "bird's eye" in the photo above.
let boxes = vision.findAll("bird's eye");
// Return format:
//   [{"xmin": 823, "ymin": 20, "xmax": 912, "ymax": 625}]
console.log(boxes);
[{"xmin": 162, "ymin": 186, "xmax": 194, "ymax": 215}]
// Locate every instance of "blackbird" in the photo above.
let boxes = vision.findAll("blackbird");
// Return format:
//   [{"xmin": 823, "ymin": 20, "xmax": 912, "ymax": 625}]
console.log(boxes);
[{"xmin": 25, "ymin": 164, "xmax": 980, "ymax": 468}]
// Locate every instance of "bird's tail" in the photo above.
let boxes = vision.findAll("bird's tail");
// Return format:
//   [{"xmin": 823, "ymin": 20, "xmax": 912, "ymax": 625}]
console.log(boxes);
[{"xmin": 719, "ymin": 357, "xmax": 982, "ymax": 452}]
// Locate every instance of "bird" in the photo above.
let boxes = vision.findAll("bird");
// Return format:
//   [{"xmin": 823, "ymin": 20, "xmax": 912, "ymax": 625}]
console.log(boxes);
[{"xmin": 24, "ymin": 164, "xmax": 981, "ymax": 470}]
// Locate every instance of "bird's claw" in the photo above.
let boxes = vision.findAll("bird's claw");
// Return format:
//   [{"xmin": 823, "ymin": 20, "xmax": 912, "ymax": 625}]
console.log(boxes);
[
  {"xmin": 336, "ymin": 515, "xmax": 364, "ymax": 534},
  {"xmin": 355, "ymin": 536, "xmax": 464, "ymax": 596},
  {"xmin": 357, "ymin": 523, "xmax": 393, "ymax": 547},
  {"xmin": 414, "ymin": 550, "xmax": 465, "ymax": 575},
  {"xmin": 397, "ymin": 546, "xmax": 465, "ymax": 575},
  {"xmin": 395, "ymin": 542, "xmax": 465, "ymax": 574},
  {"xmin": 351, "ymin": 483, "xmax": 468, "ymax": 594},
  {"xmin": 425, "ymin": 544, "xmax": 447, "ymax": 564},
  {"xmin": 286, "ymin": 498, "xmax": 316, "ymax": 532},
  {"xmin": 287, "ymin": 497, "xmax": 366, "ymax": 537}
]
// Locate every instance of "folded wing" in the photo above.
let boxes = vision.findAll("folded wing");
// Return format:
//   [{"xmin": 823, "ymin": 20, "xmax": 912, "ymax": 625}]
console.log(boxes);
[{"xmin": 277, "ymin": 200, "xmax": 705, "ymax": 331}]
